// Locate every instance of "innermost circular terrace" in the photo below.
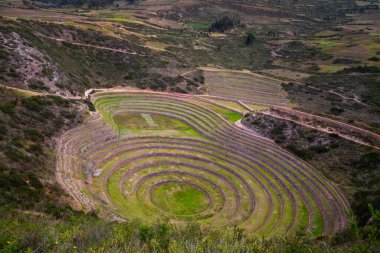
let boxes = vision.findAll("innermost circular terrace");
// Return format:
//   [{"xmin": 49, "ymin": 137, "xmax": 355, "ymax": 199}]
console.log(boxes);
[{"xmin": 150, "ymin": 181, "xmax": 211, "ymax": 216}]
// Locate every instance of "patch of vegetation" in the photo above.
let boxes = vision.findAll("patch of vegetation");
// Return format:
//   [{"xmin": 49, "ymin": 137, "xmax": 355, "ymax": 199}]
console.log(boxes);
[
  {"xmin": 317, "ymin": 40, "xmax": 336, "ymax": 47},
  {"xmin": 38, "ymin": 0, "xmax": 115, "ymax": 8},
  {"xmin": 245, "ymin": 32, "xmax": 255, "ymax": 46},
  {"xmin": 330, "ymin": 106, "xmax": 345, "ymax": 115},
  {"xmin": 28, "ymin": 80, "xmax": 49, "ymax": 91},
  {"xmin": 0, "ymin": 18, "xmax": 172, "ymax": 95},
  {"xmin": 0, "ymin": 89, "xmax": 82, "ymax": 211},
  {"xmin": 283, "ymin": 71, "xmax": 380, "ymax": 130},
  {"xmin": 279, "ymin": 41, "xmax": 332, "ymax": 63},
  {"xmin": 187, "ymin": 22, "xmax": 209, "ymax": 31},
  {"xmin": 333, "ymin": 58, "xmax": 361, "ymax": 64},
  {"xmin": 209, "ymin": 16, "xmax": 242, "ymax": 33},
  {"xmin": 368, "ymin": 56, "xmax": 379, "ymax": 62},
  {"xmin": 340, "ymin": 65, "xmax": 380, "ymax": 74},
  {"xmin": 1, "ymin": 204, "xmax": 379, "ymax": 252}
]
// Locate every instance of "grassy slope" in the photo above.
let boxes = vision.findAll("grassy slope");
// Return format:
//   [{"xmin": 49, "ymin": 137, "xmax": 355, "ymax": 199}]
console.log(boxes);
[
  {"xmin": 242, "ymin": 112, "xmax": 380, "ymax": 226},
  {"xmin": 0, "ymin": 87, "xmax": 85, "ymax": 218},
  {"xmin": 283, "ymin": 70, "xmax": 380, "ymax": 133},
  {"xmin": 2, "ymin": 206, "xmax": 377, "ymax": 253}
]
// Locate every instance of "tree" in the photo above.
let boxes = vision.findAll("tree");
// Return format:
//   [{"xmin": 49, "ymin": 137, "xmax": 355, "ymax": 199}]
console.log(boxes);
[
  {"xmin": 245, "ymin": 32, "xmax": 255, "ymax": 46},
  {"xmin": 209, "ymin": 16, "xmax": 241, "ymax": 33}
]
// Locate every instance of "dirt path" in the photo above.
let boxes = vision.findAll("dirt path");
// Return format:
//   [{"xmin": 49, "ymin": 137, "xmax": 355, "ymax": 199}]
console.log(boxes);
[
  {"xmin": 38, "ymin": 33, "xmax": 141, "ymax": 56},
  {"xmin": 0, "ymin": 83, "xmax": 44, "ymax": 96},
  {"xmin": 274, "ymin": 106, "xmax": 380, "ymax": 142},
  {"xmin": 261, "ymin": 110, "xmax": 380, "ymax": 150},
  {"xmin": 234, "ymin": 119, "xmax": 274, "ymax": 143},
  {"xmin": 306, "ymin": 85, "xmax": 368, "ymax": 106}
]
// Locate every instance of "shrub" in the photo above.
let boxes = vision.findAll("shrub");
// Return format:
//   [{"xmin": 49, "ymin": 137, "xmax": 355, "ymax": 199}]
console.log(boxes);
[
  {"xmin": 27, "ymin": 172, "xmax": 43, "ymax": 190},
  {"xmin": 330, "ymin": 106, "xmax": 344, "ymax": 115},
  {"xmin": 340, "ymin": 65, "xmax": 380, "ymax": 73},
  {"xmin": 246, "ymin": 32, "xmax": 255, "ymax": 46},
  {"xmin": 25, "ymin": 128, "xmax": 43, "ymax": 142},
  {"xmin": 21, "ymin": 97, "xmax": 42, "ymax": 112},
  {"xmin": 8, "ymin": 68, "xmax": 19, "ymax": 77},
  {"xmin": 60, "ymin": 109, "xmax": 76, "ymax": 119},
  {"xmin": 41, "ymin": 66, "xmax": 53, "ymax": 79},
  {"xmin": 333, "ymin": 58, "xmax": 360, "ymax": 64},
  {"xmin": 28, "ymin": 143, "xmax": 44, "ymax": 156},
  {"xmin": 84, "ymin": 99, "xmax": 95, "ymax": 111},
  {"xmin": 209, "ymin": 16, "xmax": 241, "ymax": 33},
  {"xmin": 170, "ymin": 86, "xmax": 187, "ymax": 94},
  {"xmin": 28, "ymin": 80, "xmax": 49, "ymax": 91},
  {"xmin": 48, "ymin": 95, "xmax": 70, "ymax": 107},
  {"xmin": 368, "ymin": 56, "xmax": 379, "ymax": 62},
  {"xmin": 0, "ymin": 48, "xmax": 9, "ymax": 60},
  {"xmin": 353, "ymin": 152, "xmax": 380, "ymax": 171},
  {"xmin": 136, "ymin": 82, "xmax": 147, "ymax": 89},
  {"xmin": 0, "ymin": 100, "xmax": 17, "ymax": 114},
  {"xmin": 150, "ymin": 80, "xmax": 167, "ymax": 91},
  {"xmin": 4, "ymin": 146, "xmax": 31, "ymax": 162},
  {"xmin": 286, "ymin": 144, "xmax": 314, "ymax": 160},
  {"xmin": 309, "ymin": 145, "xmax": 330, "ymax": 153},
  {"xmin": 0, "ymin": 124, "xmax": 7, "ymax": 139}
]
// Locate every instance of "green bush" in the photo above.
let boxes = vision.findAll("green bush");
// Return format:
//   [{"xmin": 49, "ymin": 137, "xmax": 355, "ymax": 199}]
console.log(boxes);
[
  {"xmin": 0, "ymin": 100, "xmax": 17, "ymax": 114},
  {"xmin": 28, "ymin": 80, "xmax": 49, "ymax": 91},
  {"xmin": 330, "ymin": 106, "xmax": 344, "ymax": 115},
  {"xmin": 21, "ymin": 97, "xmax": 43, "ymax": 112},
  {"xmin": 309, "ymin": 145, "xmax": 329, "ymax": 153},
  {"xmin": 286, "ymin": 144, "xmax": 314, "ymax": 160},
  {"xmin": 4, "ymin": 146, "xmax": 31, "ymax": 162}
]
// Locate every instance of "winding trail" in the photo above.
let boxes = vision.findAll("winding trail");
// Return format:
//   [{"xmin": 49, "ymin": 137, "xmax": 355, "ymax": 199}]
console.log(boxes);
[{"xmin": 37, "ymin": 33, "xmax": 141, "ymax": 55}]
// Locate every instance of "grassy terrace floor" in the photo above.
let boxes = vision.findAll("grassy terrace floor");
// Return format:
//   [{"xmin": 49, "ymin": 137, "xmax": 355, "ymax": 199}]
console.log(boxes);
[{"xmin": 56, "ymin": 90, "xmax": 349, "ymax": 237}]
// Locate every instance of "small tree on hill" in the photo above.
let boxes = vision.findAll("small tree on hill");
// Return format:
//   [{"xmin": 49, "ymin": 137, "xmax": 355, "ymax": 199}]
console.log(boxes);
[
  {"xmin": 209, "ymin": 16, "xmax": 241, "ymax": 33},
  {"xmin": 245, "ymin": 32, "xmax": 255, "ymax": 46}
]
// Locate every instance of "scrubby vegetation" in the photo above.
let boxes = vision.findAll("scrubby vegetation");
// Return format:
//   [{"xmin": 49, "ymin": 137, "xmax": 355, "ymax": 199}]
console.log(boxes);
[
  {"xmin": 1, "ymin": 204, "xmax": 379, "ymax": 252},
  {"xmin": 278, "ymin": 41, "xmax": 332, "ymax": 63},
  {"xmin": 243, "ymin": 112, "xmax": 380, "ymax": 227},
  {"xmin": 283, "ymin": 69, "xmax": 380, "ymax": 132},
  {"xmin": 209, "ymin": 16, "xmax": 242, "ymax": 33},
  {"xmin": 0, "ymin": 87, "xmax": 83, "ymax": 212}
]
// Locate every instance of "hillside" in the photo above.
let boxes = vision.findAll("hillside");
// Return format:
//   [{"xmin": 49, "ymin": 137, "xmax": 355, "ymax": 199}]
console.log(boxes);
[{"xmin": 0, "ymin": 0, "xmax": 379, "ymax": 252}]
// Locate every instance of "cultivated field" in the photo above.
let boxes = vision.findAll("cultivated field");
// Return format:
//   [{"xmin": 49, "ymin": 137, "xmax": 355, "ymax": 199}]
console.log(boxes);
[
  {"xmin": 57, "ymin": 90, "xmax": 349, "ymax": 237},
  {"xmin": 201, "ymin": 68, "xmax": 291, "ymax": 107}
]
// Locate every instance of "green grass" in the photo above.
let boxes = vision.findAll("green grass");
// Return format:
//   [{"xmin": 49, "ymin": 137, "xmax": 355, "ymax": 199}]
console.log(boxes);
[
  {"xmin": 244, "ymin": 103, "xmax": 269, "ymax": 111},
  {"xmin": 102, "ymin": 17, "xmax": 132, "ymax": 22},
  {"xmin": 201, "ymin": 97, "xmax": 250, "ymax": 113},
  {"xmin": 187, "ymin": 22, "xmax": 209, "ymax": 31},
  {"xmin": 210, "ymin": 106, "xmax": 242, "ymax": 123},
  {"xmin": 151, "ymin": 182, "xmax": 210, "ymax": 215},
  {"xmin": 113, "ymin": 112, "xmax": 204, "ymax": 139},
  {"xmin": 185, "ymin": 98, "xmax": 243, "ymax": 124},
  {"xmin": 319, "ymin": 64, "xmax": 348, "ymax": 73},
  {"xmin": 317, "ymin": 40, "xmax": 337, "ymax": 47}
]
